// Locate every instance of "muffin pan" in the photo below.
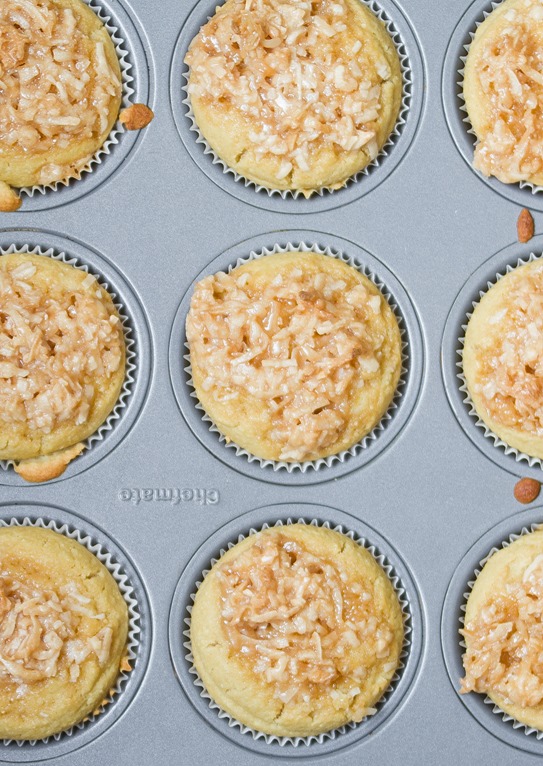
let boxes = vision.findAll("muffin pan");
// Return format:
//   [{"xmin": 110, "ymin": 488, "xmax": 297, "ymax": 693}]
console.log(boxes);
[{"xmin": 2, "ymin": 0, "xmax": 543, "ymax": 763}]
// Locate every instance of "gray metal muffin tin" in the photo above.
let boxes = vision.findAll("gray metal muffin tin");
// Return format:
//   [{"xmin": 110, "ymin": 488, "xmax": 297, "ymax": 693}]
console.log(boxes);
[{"xmin": 2, "ymin": 0, "xmax": 543, "ymax": 763}]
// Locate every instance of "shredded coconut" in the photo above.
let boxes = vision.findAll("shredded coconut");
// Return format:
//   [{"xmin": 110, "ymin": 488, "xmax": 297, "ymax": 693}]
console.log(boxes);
[
  {"xmin": 0, "ymin": 576, "xmax": 112, "ymax": 685},
  {"xmin": 218, "ymin": 534, "xmax": 396, "ymax": 713},
  {"xmin": 470, "ymin": 0, "xmax": 543, "ymax": 183},
  {"xmin": 185, "ymin": 0, "xmax": 392, "ymax": 179},
  {"xmin": 470, "ymin": 263, "xmax": 543, "ymax": 436},
  {"xmin": 0, "ymin": 0, "xmax": 121, "ymax": 183},
  {"xmin": 461, "ymin": 552, "xmax": 543, "ymax": 707},
  {"xmin": 0, "ymin": 259, "xmax": 124, "ymax": 436},
  {"xmin": 186, "ymin": 263, "xmax": 390, "ymax": 461}
]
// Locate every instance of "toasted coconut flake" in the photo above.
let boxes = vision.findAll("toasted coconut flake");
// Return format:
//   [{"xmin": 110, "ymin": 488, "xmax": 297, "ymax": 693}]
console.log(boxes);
[{"xmin": 218, "ymin": 534, "xmax": 396, "ymax": 704}]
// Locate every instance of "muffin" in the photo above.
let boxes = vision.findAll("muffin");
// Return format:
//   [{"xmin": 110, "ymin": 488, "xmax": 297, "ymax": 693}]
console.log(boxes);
[
  {"xmin": 0, "ymin": 525, "xmax": 129, "ymax": 740},
  {"xmin": 463, "ymin": 258, "xmax": 543, "ymax": 460},
  {"xmin": 186, "ymin": 251, "xmax": 402, "ymax": 463},
  {"xmin": 461, "ymin": 529, "xmax": 543, "ymax": 730},
  {"xmin": 0, "ymin": 0, "xmax": 122, "ymax": 204},
  {"xmin": 464, "ymin": 0, "xmax": 543, "ymax": 186},
  {"xmin": 0, "ymin": 252, "xmax": 126, "ymax": 482},
  {"xmin": 184, "ymin": 0, "xmax": 402, "ymax": 196},
  {"xmin": 190, "ymin": 524, "xmax": 404, "ymax": 738}
]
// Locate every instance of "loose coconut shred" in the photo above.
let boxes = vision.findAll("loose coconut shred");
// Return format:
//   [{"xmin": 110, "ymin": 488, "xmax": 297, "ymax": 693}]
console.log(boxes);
[
  {"xmin": 218, "ymin": 534, "xmax": 397, "ymax": 715},
  {"xmin": 471, "ymin": 0, "xmax": 543, "ymax": 183},
  {"xmin": 0, "ymin": 261, "xmax": 123, "ymax": 435},
  {"xmin": 461, "ymin": 554, "xmax": 543, "ymax": 708},
  {"xmin": 185, "ymin": 0, "xmax": 392, "ymax": 180},
  {"xmin": 0, "ymin": 576, "xmax": 112, "ymax": 685},
  {"xmin": 470, "ymin": 263, "xmax": 543, "ymax": 436},
  {"xmin": 187, "ymin": 265, "xmax": 388, "ymax": 461},
  {"xmin": 0, "ymin": 0, "xmax": 121, "ymax": 185}
]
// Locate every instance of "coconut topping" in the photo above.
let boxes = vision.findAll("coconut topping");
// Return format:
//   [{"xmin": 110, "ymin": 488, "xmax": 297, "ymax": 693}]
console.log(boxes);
[
  {"xmin": 186, "ymin": 263, "xmax": 390, "ymax": 461},
  {"xmin": 0, "ymin": 575, "xmax": 112, "ymax": 685},
  {"xmin": 217, "ymin": 534, "xmax": 397, "ymax": 712},
  {"xmin": 461, "ymin": 553, "xmax": 543, "ymax": 708},
  {"xmin": 0, "ymin": 0, "xmax": 121, "ymax": 184},
  {"xmin": 0, "ymin": 260, "xmax": 124, "ymax": 436},
  {"xmin": 471, "ymin": 0, "xmax": 543, "ymax": 183},
  {"xmin": 469, "ymin": 263, "xmax": 543, "ymax": 436},
  {"xmin": 185, "ymin": 0, "xmax": 394, "ymax": 180}
]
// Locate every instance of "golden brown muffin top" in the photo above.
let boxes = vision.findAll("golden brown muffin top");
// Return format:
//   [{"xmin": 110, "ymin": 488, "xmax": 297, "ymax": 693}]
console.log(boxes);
[
  {"xmin": 467, "ymin": 261, "xmax": 543, "ymax": 436},
  {"xmin": 0, "ymin": 0, "xmax": 121, "ymax": 184},
  {"xmin": 185, "ymin": 0, "xmax": 393, "ymax": 182},
  {"xmin": 468, "ymin": 0, "xmax": 543, "ymax": 184},
  {"xmin": 461, "ymin": 549, "xmax": 543, "ymax": 708},
  {"xmin": 216, "ymin": 531, "xmax": 398, "ymax": 714},
  {"xmin": 0, "ymin": 254, "xmax": 124, "ymax": 437},
  {"xmin": 186, "ymin": 254, "xmax": 392, "ymax": 462}
]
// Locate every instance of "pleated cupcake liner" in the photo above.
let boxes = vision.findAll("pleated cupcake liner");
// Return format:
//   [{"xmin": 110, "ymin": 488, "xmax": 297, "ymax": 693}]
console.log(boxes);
[
  {"xmin": 459, "ymin": 521, "xmax": 543, "ymax": 738},
  {"xmin": 0, "ymin": 515, "xmax": 141, "ymax": 747},
  {"xmin": 456, "ymin": 0, "xmax": 543, "ymax": 196},
  {"xmin": 183, "ymin": 241, "xmax": 409, "ymax": 473},
  {"xmin": 0, "ymin": 244, "xmax": 137, "ymax": 475},
  {"xmin": 180, "ymin": 0, "xmax": 412, "ymax": 199},
  {"xmin": 456, "ymin": 250, "xmax": 543, "ymax": 471},
  {"xmin": 19, "ymin": 0, "xmax": 134, "ymax": 199},
  {"xmin": 183, "ymin": 517, "xmax": 412, "ymax": 747}
]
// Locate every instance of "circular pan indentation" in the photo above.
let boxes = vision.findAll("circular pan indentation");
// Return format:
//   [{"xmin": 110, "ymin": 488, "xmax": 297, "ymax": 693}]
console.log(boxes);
[
  {"xmin": 442, "ymin": 236, "xmax": 543, "ymax": 480},
  {"xmin": 442, "ymin": 508, "xmax": 543, "ymax": 754},
  {"xmin": 0, "ymin": 501, "xmax": 152, "ymax": 763},
  {"xmin": 13, "ymin": 0, "xmax": 152, "ymax": 213},
  {"xmin": 0, "ymin": 228, "xmax": 152, "ymax": 487},
  {"xmin": 168, "ymin": 231, "xmax": 424, "ymax": 486},
  {"xmin": 169, "ymin": 0, "xmax": 424, "ymax": 214},
  {"xmin": 442, "ymin": 0, "xmax": 543, "ymax": 211},
  {"xmin": 169, "ymin": 503, "xmax": 423, "ymax": 757}
]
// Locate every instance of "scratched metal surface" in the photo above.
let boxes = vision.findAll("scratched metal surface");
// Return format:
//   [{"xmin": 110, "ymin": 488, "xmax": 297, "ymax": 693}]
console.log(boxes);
[{"xmin": 1, "ymin": 0, "xmax": 542, "ymax": 763}]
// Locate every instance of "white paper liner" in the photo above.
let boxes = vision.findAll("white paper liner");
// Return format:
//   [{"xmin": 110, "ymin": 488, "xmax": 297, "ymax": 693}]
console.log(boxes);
[
  {"xmin": 183, "ymin": 517, "xmax": 412, "ymax": 747},
  {"xmin": 0, "ymin": 244, "xmax": 137, "ymax": 476},
  {"xmin": 18, "ymin": 0, "xmax": 135, "ymax": 198},
  {"xmin": 456, "ymin": 250, "xmax": 543, "ymax": 470},
  {"xmin": 457, "ymin": 0, "xmax": 543, "ymax": 196},
  {"xmin": 0, "ymin": 515, "xmax": 141, "ymax": 747},
  {"xmin": 181, "ymin": 0, "xmax": 412, "ymax": 198},
  {"xmin": 184, "ymin": 241, "xmax": 409, "ymax": 473},
  {"xmin": 459, "ymin": 522, "xmax": 543, "ymax": 738}
]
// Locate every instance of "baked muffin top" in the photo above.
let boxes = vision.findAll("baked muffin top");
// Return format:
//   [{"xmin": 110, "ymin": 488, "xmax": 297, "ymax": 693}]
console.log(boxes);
[
  {"xmin": 190, "ymin": 524, "xmax": 404, "ymax": 737},
  {"xmin": 186, "ymin": 252, "xmax": 402, "ymax": 462},
  {"xmin": 464, "ymin": 0, "xmax": 543, "ymax": 186},
  {"xmin": 0, "ymin": 526, "xmax": 128, "ymax": 740},
  {"xmin": 0, "ymin": 0, "xmax": 122, "ymax": 189},
  {"xmin": 463, "ymin": 259, "xmax": 543, "ymax": 459},
  {"xmin": 0, "ymin": 253, "xmax": 125, "ymax": 477},
  {"xmin": 461, "ymin": 529, "xmax": 543, "ymax": 729},
  {"xmin": 185, "ymin": 0, "xmax": 402, "ymax": 193}
]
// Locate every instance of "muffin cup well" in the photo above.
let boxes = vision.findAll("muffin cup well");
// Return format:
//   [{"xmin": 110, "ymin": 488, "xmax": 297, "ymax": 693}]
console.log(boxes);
[
  {"xmin": 456, "ymin": 251, "xmax": 543, "ymax": 471},
  {"xmin": 178, "ymin": 0, "xmax": 413, "ymax": 201},
  {"xmin": 0, "ymin": 514, "xmax": 142, "ymax": 749},
  {"xmin": 16, "ymin": 0, "xmax": 135, "ymax": 200},
  {"xmin": 182, "ymin": 241, "xmax": 409, "ymax": 475},
  {"xmin": 181, "ymin": 516, "xmax": 413, "ymax": 749},
  {"xmin": 0, "ymin": 244, "xmax": 137, "ymax": 479}
]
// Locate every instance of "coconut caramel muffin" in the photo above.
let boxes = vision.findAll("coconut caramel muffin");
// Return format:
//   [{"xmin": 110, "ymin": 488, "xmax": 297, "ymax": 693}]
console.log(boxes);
[
  {"xmin": 464, "ymin": 0, "xmax": 543, "ymax": 186},
  {"xmin": 184, "ymin": 0, "xmax": 402, "ymax": 195},
  {"xmin": 0, "ymin": 525, "xmax": 129, "ymax": 740},
  {"xmin": 463, "ymin": 258, "xmax": 543, "ymax": 460},
  {"xmin": 186, "ymin": 251, "xmax": 402, "ymax": 463},
  {"xmin": 190, "ymin": 524, "xmax": 404, "ymax": 738},
  {"xmin": 0, "ymin": 0, "xmax": 122, "ymax": 204},
  {"xmin": 0, "ymin": 252, "xmax": 126, "ymax": 482},
  {"xmin": 461, "ymin": 529, "xmax": 543, "ymax": 730}
]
